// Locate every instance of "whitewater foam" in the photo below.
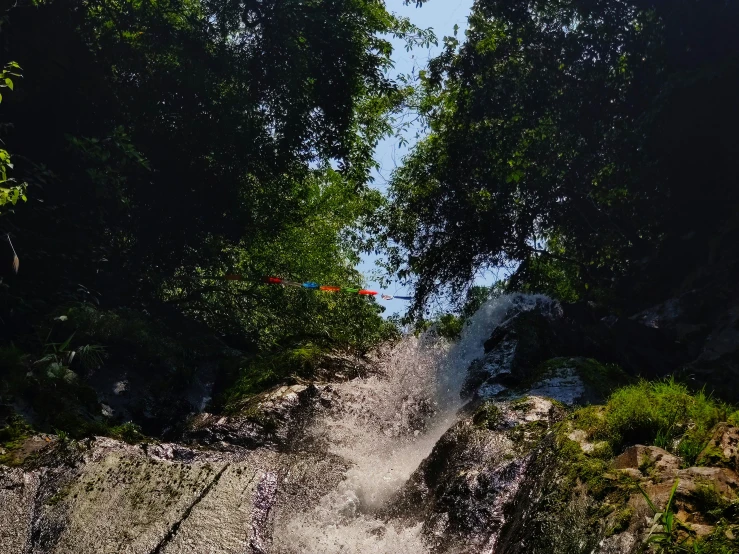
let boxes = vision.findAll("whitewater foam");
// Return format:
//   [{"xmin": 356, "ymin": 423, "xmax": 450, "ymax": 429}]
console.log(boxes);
[{"xmin": 272, "ymin": 294, "xmax": 556, "ymax": 553}]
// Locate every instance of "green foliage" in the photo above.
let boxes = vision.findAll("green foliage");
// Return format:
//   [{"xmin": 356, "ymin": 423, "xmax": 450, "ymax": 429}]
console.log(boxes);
[
  {"xmin": 0, "ymin": 0, "xmax": 417, "ymax": 404},
  {"xmin": 690, "ymin": 484, "xmax": 734, "ymax": 524},
  {"xmin": 0, "ymin": 61, "xmax": 27, "ymax": 211},
  {"xmin": 608, "ymin": 507, "xmax": 635, "ymax": 536},
  {"xmin": 0, "ymin": 1, "xmax": 412, "ymax": 445},
  {"xmin": 162, "ymin": 168, "xmax": 399, "ymax": 355},
  {"xmin": 636, "ymin": 479, "xmax": 692, "ymax": 553},
  {"xmin": 691, "ymin": 524, "xmax": 739, "ymax": 554},
  {"xmin": 1, "ymin": 0, "xmax": 433, "ymax": 307},
  {"xmin": 472, "ymin": 402, "xmax": 502, "ymax": 430},
  {"xmin": 545, "ymin": 382, "xmax": 739, "ymax": 553},
  {"xmin": 432, "ymin": 313, "xmax": 464, "ymax": 340},
  {"xmin": 679, "ymin": 436, "xmax": 709, "ymax": 468},
  {"xmin": 572, "ymin": 379, "xmax": 731, "ymax": 459},
  {"xmin": 0, "ymin": 317, "xmax": 112, "ymax": 438},
  {"xmin": 222, "ymin": 343, "xmax": 325, "ymax": 411},
  {"xmin": 0, "ymin": 414, "xmax": 33, "ymax": 466},
  {"xmin": 0, "ymin": 414, "xmax": 32, "ymax": 448},
  {"xmin": 378, "ymin": 0, "xmax": 739, "ymax": 313},
  {"xmin": 632, "ymin": 479, "xmax": 739, "ymax": 553},
  {"xmin": 108, "ymin": 422, "xmax": 144, "ymax": 444},
  {"xmin": 414, "ymin": 284, "xmax": 496, "ymax": 340},
  {"xmin": 62, "ymin": 305, "xmax": 195, "ymax": 368}
]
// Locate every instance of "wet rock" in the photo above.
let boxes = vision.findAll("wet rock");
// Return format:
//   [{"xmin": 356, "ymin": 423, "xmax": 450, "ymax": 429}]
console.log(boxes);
[
  {"xmin": 493, "ymin": 423, "xmax": 739, "ymax": 554},
  {"xmin": 309, "ymin": 351, "xmax": 379, "ymax": 382},
  {"xmin": 462, "ymin": 295, "xmax": 677, "ymax": 402},
  {"xmin": 249, "ymin": 471, "xmax": 279, "ymax": 554},
  {"xmin": 677, "ymin": 466, "xmax": 739, "ymax": 496},
  {"xmin": 697, "ymin": 423, "xmax": 739, "ymax": 472},
  {"xmin": 184, "ymin": 384, "xmax": 335, "ymax": 450},
  {"xmin": 494, "ymin": 433, "xmax": 604, "ymax": 554},
  {"xmin": 0, "ymin": 434, "xmax": 349, "ymax": 554},
  {"xmin": 632, "ymin": 288, "xmax": 739, "ymax": 402},
  {"xmin": 490, "ymin": 357, "xmax": 633, "ymax": 408},
  {"xmin": 526, "ymin": 365, "xmax": 586, "ymax": 405},
  {"xmin": 0, "ymin": 467, "xmax": 40, "ymax": 554},
  {"xmin": 386, "ymin": 396, "xmax": 565, "ymax": 553},
  {"xmin": 462, "ymin": 302, "xmax": 561, "ymax": 399},
  {"xmin": 0, "ymin": 433, "xmax": 57, "ymax": 466}
]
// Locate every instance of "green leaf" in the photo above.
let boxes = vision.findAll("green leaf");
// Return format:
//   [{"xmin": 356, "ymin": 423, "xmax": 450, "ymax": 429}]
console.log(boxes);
[
  {"xmin": 635, "ymin": 481, "xmax": 659, "ymax": 513},
  {"xmin": 5, "ymin": 78, "xmax": 12, "ymax": 90},
  {"xmin": 59, "ymin": 332, "xmax": 76, "ymax": 353}
]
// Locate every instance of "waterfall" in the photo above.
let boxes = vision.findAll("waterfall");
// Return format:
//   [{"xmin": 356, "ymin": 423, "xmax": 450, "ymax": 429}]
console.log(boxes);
[{"xmin": 272, "ymin": 294, "xmax": 553, "ymax": 554}]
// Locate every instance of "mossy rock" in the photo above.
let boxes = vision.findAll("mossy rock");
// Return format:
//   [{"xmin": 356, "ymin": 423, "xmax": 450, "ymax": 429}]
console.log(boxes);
[
  {"xmin": 697, "ymin": 423, "xmax": 739, "ymax": 472},
  {"xmin": 607, "ymin": 506, "xmax": 634, "ymax": 536},
  {"xmin": 472, "ymin": 402, "xmax": 502, "ymax": 430},
  {"xmin": 0, "ymin": 414, "xmax": 34, "ymax": 466}
]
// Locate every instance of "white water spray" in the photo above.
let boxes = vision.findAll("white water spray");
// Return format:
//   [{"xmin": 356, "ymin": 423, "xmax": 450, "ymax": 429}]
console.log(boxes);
[{"xmin": 273, "ymin": 294, "xmax": 554, "ymax": 554}]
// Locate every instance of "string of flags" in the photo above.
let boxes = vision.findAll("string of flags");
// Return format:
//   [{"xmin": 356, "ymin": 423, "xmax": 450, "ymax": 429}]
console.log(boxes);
[
  {"xmin": 202, "ymin": 274, "xmax": 413, "ymax": 301},
  {"xmin": 1, "ymin": 241, "xmax": 412, "ymax": 301}
]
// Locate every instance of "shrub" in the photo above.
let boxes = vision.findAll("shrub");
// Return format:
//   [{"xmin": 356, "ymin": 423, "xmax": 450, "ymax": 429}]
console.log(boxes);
[
  {"xmin": 574, "ymin": 378, "xmax": 731, "ymax": 457},
  {"xmin": 108, "ymin": 422, "xmax": 144, "ymax": 444},
  {"xmin": 222, "ymin": 343, "xmax": 325, "ymax": 412}
]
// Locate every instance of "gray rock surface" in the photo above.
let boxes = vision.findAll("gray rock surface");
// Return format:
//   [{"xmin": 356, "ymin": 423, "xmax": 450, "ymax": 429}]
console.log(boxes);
[
  {"xmin": 0, "ymin": 436, "xmax": 351, "ymax": 554},
  {"xmin": 386, "ymin": 396, "xmax": 566, "ymax": 553}
]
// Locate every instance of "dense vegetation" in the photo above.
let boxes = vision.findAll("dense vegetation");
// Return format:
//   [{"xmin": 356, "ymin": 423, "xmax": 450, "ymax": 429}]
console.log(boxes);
[
  {"xmin": 3, "ymin": 0, "xmax": 739, "ymax": 440},
  {"xmin": 0, "ymin": 0, "xmax": 436, "ymax": 436},
  {"xmin": 378, "ymin": 0, "xmax": 739, "ymax": 315}
]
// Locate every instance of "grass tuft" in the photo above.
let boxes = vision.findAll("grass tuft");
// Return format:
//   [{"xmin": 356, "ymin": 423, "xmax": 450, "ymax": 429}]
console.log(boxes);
[{"xmin": 572, "ymin": 378, "xmax": 731, "ymax": 457}]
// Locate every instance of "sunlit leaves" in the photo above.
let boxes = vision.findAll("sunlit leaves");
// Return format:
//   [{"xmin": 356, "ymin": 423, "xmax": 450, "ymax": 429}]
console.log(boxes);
[{"xmin": 0, "ymin": 62, "xmax": 27, "ymax": 212}]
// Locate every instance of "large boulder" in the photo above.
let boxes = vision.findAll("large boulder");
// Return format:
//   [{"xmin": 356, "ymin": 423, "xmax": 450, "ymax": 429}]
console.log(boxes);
[
  {"xmin": 462, "ymin": 306, "xmax": 559, "ymax": 398},
  {"xmin": 632, "ymin": 285, "xmax": 739, "ymax": 402},
  {"xmin": 184, "ymin": 383, "xmax": 336, "ymax": 450},
  {"xmin": 494, "ymin": 420, "xmax": 739, "ymax": 554},
  {"xmin": 384, "ymin": 396, "xmax": 566, "ymax": 553},
  {"xmin": 0, "ymin": 434, "xmax": 349, "ymax": 554}
]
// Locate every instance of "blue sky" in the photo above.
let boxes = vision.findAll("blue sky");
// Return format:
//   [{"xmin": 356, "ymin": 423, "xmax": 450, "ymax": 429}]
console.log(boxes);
[{"xmin": 356, "ymin": 0, "xmax": 482, "ymax": 317}]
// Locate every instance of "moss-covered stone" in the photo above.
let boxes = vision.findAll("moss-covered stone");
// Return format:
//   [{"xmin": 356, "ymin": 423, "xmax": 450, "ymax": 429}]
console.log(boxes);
[
  {"xmin": 697, "ymin": 423, "xmax": 739, "ymax": 472},
  {"xmin": 472, "ymin": 402, "xmax": 502, "ymax": 430},
  {"xmin": 0, "ymin": 415, "xmax": 35, "ymax": 466},
  {"xmin": 607, "ymin": 506, "xmax": 634, "ymax": 536}
]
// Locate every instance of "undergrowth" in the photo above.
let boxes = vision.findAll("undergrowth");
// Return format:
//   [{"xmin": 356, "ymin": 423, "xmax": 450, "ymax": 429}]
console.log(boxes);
[
  {"xmin": 571, "ymin": 378, "xmax": 731, "ymax": 464},
  {"xmin": 221, "ymin": 343, "xmax": 325, "ymax": 412}
]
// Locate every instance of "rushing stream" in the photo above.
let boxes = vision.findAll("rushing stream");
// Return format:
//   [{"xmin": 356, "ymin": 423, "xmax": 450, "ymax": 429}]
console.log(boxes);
[{"xmin": 272, "ymin": 294, "xmax": 553, "ymax": 553}]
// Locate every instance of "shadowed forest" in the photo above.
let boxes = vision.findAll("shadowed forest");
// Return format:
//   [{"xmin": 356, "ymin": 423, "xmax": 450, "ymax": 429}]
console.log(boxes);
[{"xmin": 1, "ymin": 0, "xmax": 739, "ymax": 439}]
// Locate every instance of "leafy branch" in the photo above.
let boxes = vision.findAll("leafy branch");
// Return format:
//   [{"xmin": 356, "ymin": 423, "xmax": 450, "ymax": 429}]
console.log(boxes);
[{"xmin": 0, "ymin": 62, "xmax": 27, "ymax": 211}]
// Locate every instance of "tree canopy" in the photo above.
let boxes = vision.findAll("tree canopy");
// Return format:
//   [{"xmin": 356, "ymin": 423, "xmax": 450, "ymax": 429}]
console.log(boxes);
[
  {"xmin": 379, "ymin": 0, "xmax": 739, "ymax": 313},
  {"xmin": 0, "ymin": 0, "xmax": 436, "ymax": 351}
]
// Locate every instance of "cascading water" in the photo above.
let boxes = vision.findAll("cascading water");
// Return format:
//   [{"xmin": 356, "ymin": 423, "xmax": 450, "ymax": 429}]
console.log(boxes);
[{"xmin": 272, "ymin": 294, "xmax": 555, "ymax": 554}]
